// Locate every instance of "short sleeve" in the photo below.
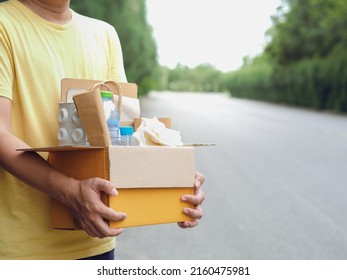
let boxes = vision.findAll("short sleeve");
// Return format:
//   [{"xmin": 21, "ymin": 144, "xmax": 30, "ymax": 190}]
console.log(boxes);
[
  {"xmin": 108, "ymin": 25, "xmax": 127, "ymax": 83},
  {"xmin": 0, "ymin": 21, "xmax": 14, "ymax": 100}
]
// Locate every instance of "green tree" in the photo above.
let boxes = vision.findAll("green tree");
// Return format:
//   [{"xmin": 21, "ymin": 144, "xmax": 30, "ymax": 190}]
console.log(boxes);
[
  {"xmin": 71, "ymin": 0, "xmax": 159, "ymax": 96},
  {"xmin": 221, "ymin": 0, "xmax": 347, "ymax": 112},
  {"xmin": 158, "ymin": 63, "xmax": 223, "ymax": 93},
  {"xmin": 266, "ymin": 0, "xmax": 347, "ymax": 64},
  {"xmin": 267, "ymin": 0, "xmax": 319, "ymax": 64}
]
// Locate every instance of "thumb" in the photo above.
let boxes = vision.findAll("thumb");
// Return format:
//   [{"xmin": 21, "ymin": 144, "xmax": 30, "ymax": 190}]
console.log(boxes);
[{"xmin": 97, "ymin": 179, "xmax": 118, "ymax": 196}]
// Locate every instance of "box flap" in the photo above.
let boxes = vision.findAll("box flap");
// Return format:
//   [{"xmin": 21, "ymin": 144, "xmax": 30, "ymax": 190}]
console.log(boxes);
[
  {"xmin": 183, "ymin": 143, "xmax": 216, "ymax": 147},
  {"xmin": 47, "ymin": 147, "xmax": 108, "ymax": 229},
  {"xmin": 108, "ymin": 146, "xmax": 195, "ymax": 188},
  {"xmin": 16, "ymin": 146, "xmax": 104, "ymax": 152}
]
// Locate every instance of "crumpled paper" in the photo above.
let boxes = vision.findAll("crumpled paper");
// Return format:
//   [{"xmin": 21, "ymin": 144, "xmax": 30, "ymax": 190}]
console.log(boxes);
[{"xmin": 133, "ymin": 117, "xmax": 183, "ymax": 147}]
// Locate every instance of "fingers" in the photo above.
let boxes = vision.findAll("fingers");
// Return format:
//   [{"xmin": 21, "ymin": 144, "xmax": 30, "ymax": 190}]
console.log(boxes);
[
  {"xmin": 93, "ymin": 178, "xmax": 118, "ymax": 196},
  {"xmin": 102, "ymin": 206, "xmax": 127, "ymax": 224},
  {"xmin": 180, "ymin": 193, "xmax": 204, "ymax": 229},
  {"xmin": 178, "ymin": 220, "xmax": 199, "ymax": 229},
  {"xmin": 183, "ymin": 204, "xmax": 203, "ymax": 220},
  {"xmin": 194, "ymin": 171, "xmax": 205, "ymax": 189},
  {"xmin": 178, "ymin": 171, "xmax": 205, "ymax": 229},
  {"xmin": 181, "ymin": 186, "xmax": 205, "ymax": 206},
  {"xmin": 75, "ymin": 205, "xmax": 127, "ymax": 238},
  {"xmin": 78, "ymin": 215, "xmax": 125, "ymax": 239},
  {"xmin": 71, "ymin": 178, "xmax": 127, "ymax": 238},
  {"xmin": 90, "ymin": 214, "xmax": 125, "ymax": 238}
]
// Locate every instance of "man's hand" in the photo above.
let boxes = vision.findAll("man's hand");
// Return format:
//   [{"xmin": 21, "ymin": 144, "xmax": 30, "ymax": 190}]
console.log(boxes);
[
  {"xmin": 178, "ymin": 171, "xmax": 205, "ymax": 228},
  {"xmin": 68, "ymin": 178, "xmax": 127, "ymax": 238}
]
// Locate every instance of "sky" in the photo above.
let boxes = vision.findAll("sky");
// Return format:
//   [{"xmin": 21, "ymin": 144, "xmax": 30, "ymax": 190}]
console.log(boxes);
[{"xmin": 146, "ymin": 0, "xmax": 282, "ymax": 72}]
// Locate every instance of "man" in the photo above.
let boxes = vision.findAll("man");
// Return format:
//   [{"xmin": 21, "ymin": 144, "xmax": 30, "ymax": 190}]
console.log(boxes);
[{"xmin": 0, "ymin": 0, "xmax": 205, "ymax": 260}]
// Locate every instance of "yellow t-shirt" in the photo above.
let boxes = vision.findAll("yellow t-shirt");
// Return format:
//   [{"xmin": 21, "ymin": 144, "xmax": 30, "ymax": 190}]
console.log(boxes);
[{"xmin": 0, "ymin": 0, "xmax": 127, "ymax": 259}]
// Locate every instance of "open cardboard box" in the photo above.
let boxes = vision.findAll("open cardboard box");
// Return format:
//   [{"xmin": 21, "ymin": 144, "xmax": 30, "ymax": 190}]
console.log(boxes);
[
  {"xmin": 26, "ymin": 143, "xmax": 195, "ymax": 229},
  {"xmin": 18, "ymin": 79, "xmax": 196, "ymax": 229}
]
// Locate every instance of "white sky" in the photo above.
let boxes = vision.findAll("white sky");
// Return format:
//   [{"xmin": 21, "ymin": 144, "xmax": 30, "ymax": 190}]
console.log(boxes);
[{"xmin": 146, "ymin": 0, "xmax": 282, "ymax": 72}]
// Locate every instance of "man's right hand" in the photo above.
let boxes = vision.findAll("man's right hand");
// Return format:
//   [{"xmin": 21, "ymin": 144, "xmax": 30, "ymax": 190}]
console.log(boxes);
[{"xmin": 67, "ymin": 178, "xmax": 127, "ymax": 238}]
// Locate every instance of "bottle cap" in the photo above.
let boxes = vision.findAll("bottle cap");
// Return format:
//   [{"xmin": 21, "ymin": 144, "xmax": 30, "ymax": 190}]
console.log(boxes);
[
  {"xmin": 120, "ymin": 126, "xmax": 134, "ymax": 136},
  {"xmin": 100, "ymin": 91, "xmax": 113, "ymax": 98}
]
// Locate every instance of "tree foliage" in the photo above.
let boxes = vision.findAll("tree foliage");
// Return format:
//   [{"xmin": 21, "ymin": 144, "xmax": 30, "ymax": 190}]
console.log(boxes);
[
  {"xmin": 223, "ymin": 0, "xmax": 347, "ymax": 112},
  {"xmin": 70, "ymin": 0, "xmax": 159, "ymax": 96},
  {"xmin": 156, "ymin": 64, "xmax": 223, "ymax": 93},
  {"xmin": 266, "ymin": 0, "xmax": 347, "ymax": 65}
]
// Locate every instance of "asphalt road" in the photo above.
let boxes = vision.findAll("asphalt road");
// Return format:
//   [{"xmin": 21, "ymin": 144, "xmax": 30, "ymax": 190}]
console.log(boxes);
[{"xmin": 116, "ymin": 91, "xmax": 347, "ymax": 260}]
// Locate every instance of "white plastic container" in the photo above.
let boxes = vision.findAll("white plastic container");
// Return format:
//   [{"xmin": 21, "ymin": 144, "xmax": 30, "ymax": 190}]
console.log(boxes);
[{"xmin": 57, "ymin": 102, "xmax": 87, "ymax": 146}]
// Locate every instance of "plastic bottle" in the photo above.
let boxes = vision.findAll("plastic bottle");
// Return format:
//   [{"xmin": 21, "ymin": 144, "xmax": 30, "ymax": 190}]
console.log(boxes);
[
  {"xmin": 119, "ymin": 126, "xmax": 134, "ymax": 146},
  {"xmin": 100, "ymin": 91, "xmax": 120, "ymax": 145}
]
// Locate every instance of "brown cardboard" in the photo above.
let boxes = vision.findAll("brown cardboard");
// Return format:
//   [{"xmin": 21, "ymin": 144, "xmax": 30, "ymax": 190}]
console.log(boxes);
[
  {"xmin": 73, "ymin": 89, "xmax": 111, "ymax": 147},
  {"xmin": 62, "ymin": 78, "xmax": 140, "ymax": 126},
  {"xmin": 18, "ymin": 115, "xmax": 197, "ymax": 229},
  {"xmin": 17, "ymin": 79, "xmax": 198, "ymax": 229},
  {"xmin": 61, "ymin": 78, "xmax": 138, "ymax": 101},
  {"xmin": 48, "ymin": 147, "xmax": 107, "ymax": 229},
  {"xmin": 108, "ymin": 146, "xmax": 195, "ymax": 188},
  {"xmin": 108, "ymin": 187, "xmax": 194, "ymax": 228},
  {"xmin": 45, "ymin": 145, "xmax": 195, "ymax": 229}
]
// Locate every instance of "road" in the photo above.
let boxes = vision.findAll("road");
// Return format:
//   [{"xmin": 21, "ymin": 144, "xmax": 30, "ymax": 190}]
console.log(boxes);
[{"xmin": 116, "ymin": 91, "xmax": 347, "ymax": 260}]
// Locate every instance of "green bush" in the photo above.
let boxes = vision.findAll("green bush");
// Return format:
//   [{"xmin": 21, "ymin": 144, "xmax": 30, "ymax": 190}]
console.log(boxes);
[{"xmin": 222, "ymin": 52, "xmax": 347, "ymax": 113}]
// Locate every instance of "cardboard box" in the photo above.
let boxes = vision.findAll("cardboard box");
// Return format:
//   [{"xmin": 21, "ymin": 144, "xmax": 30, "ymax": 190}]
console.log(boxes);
[
  {"xmin": 39, "ymin": 145, "xmax": 195, "ymax": 229},
  {"xmin": 22, "ymin": 116, "xmax": 195, "ymax": 229},
  {"xmin": 19, "ymin": 79, "xmax": 197, "ymax": 229}
]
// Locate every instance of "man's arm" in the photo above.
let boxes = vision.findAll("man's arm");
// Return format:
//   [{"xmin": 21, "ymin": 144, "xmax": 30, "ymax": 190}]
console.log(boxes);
[{"xmin": 0, "ymin": 97, "xmax": 126, "ymax": 238}]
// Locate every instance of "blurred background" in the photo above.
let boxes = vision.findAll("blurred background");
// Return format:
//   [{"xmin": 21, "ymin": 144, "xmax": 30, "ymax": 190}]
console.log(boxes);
[
  {"xmin": 68, "ymin": 0, "xmax": 347, "ymax": 112},
  {"xmin": 73, "ymin": 0, "xmax": 347, "ymax": 260},
  {"xmin": 7, "ymin": 0, "xmax": 347, "ymax": 259}
]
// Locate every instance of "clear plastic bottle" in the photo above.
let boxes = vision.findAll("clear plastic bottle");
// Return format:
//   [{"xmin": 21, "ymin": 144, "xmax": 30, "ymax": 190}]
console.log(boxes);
[
  {"xmin": 100, "ymin": 91, "xmax": 120, "ymax": 145},
  {"xmin": 119, "ymin": 126, "xmax": 134, "ymax": 146}
]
